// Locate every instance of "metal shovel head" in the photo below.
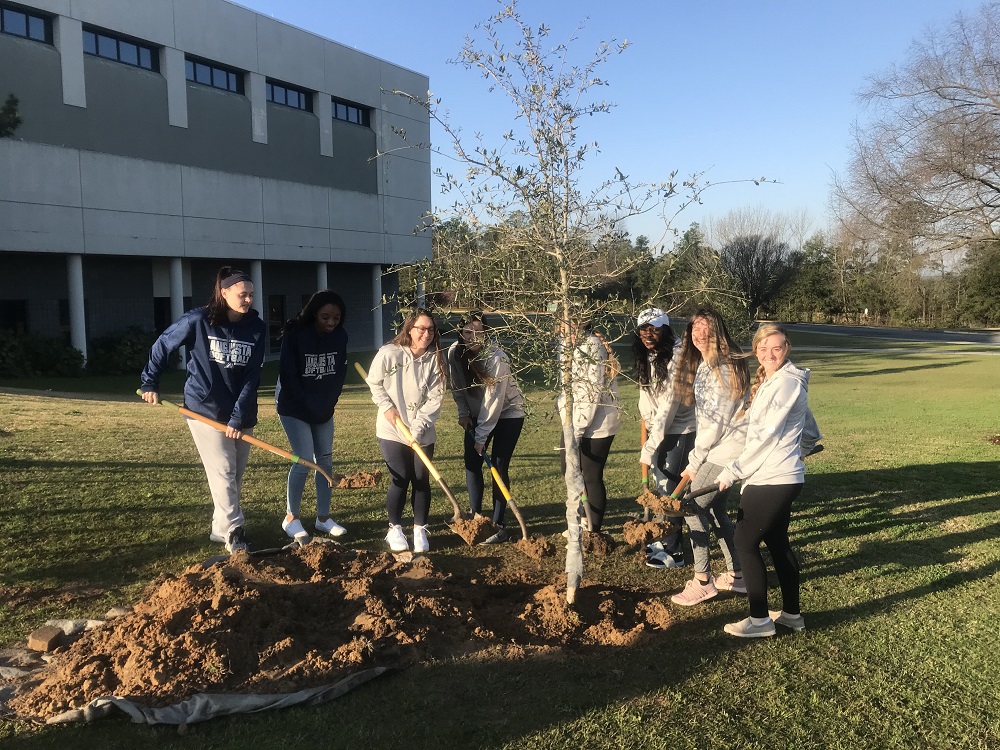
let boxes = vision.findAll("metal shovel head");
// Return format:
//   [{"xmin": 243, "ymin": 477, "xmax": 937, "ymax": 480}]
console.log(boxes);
[{"xmin": 201, "ymin": 540, "xmax": 304, "ymax": 569}]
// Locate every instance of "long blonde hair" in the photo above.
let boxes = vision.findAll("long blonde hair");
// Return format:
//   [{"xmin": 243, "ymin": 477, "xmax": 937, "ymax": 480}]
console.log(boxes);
[{"xmin": 741, "ymin": 322, "xmax": 790, "ymax": 413}]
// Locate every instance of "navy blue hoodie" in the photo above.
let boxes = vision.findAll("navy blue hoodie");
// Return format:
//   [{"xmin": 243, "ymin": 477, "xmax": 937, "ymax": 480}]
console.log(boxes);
[
  {"xmin": 276, "ymin": 323, "xmax": 348, "ymax": 424},
  {"xmin": 140, "ymin": 307, "xmax": 266, "ymax": 429}
]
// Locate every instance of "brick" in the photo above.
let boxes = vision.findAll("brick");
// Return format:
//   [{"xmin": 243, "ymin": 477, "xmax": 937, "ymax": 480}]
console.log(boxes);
[{"xmin": 27, "ymin": 625, "xmax": 64, "ymax": 652}]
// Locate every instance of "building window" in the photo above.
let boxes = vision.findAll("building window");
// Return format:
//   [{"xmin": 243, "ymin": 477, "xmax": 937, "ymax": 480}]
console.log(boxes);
[
  {"xmin": 332, "ymin": 97, "xmax": 371, "ymax": 127},
  {"xmin": 0, "ymin": 299, "xmax": 27, "ymax": 335},
  {"xmin": 0, "ymin": 3, "xmax": 51, "ymax": 43},
  {"xmin": 266, "ymin": 80, "xmax": 312, "ymax": 112},
  {"xmin": 185, "ymin": 56, "xmax": 243, "ymax": 94},
  {"xmin": 82, "ymin": 27, "xmax": 157, "ymax": 71}
]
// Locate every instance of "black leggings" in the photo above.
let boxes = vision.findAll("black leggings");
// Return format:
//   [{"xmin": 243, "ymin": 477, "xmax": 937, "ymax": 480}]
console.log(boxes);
[
  {"xmin": 734, "ymin": 483, "xmax": 803, "ymax": 618},
  {"xmin": 464, "ymin": 417, "xmax": 524, "ymax": 525},
  {"xmin": 560, "ymin": 434, "xmax": 615, "ymax": 531},
  {"xmin": 652, "ymin": 432, "xmax": 696, "ymax": 556},
  {"xmin": 378, "ymin": 438, "xmax": 434, "ymax": 527}
]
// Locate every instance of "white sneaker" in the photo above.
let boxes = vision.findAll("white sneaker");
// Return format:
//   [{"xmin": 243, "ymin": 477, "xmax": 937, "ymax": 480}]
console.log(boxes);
[
  {"xmin": 769, "ymin": 610, "xmax": 806, "ymax": 631},
  {"xmin": 724, "ymin": 617, "xmax": 776, "ymax": 638},
  {"xmin": 385, "ymin": 524, "xmax": 409, "ymax": 552},
  {"xmin": 315, "ymin": 518, "xmax": 347, "ymax": 537},
  {"xmin": 715, "ymin": 571, "xmax": 747, "ymax": 594},
  {"xmin": 281, "ymin": 517, "xmax": 311, "ymax": 542},
  {"xmin": 413, "ymin": 525, "xmax": 430, "ymax": 554}
]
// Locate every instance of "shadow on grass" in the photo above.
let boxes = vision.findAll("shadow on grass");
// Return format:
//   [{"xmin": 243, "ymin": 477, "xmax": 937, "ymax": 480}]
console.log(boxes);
[
  {"xmin": 830, "ymin": 359, "xmax": 974, "ymax": 378},
  {"xmin": 6, "ymin": 461, "xmax": 1000, "ymax": 748}
]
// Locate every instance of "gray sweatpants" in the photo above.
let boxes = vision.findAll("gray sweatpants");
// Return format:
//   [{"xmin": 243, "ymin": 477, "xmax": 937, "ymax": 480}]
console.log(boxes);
[
  {"xmin": 187, "ymin": 418, "xmax": 252, "ymax": 540},
  {"xmin": 685, "ymin": 461, "xmax": 741, "ymax": 576}
]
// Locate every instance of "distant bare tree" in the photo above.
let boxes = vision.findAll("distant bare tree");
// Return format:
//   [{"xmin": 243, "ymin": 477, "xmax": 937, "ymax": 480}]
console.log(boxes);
[
  {"xmin": 833, "ymin": 4, "xmax": 1000, "ymax": 258},
  {"xmin": 718, "ymin": 234, "xmax": 802, "ymax": 320}
]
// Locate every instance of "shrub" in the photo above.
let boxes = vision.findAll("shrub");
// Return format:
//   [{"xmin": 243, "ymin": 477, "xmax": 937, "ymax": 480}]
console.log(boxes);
[
  {"xmin": 0, "ymin": 330, "xmax": 83, "ymax": 377},
  {"xmin": 86, "ymin": 326, "xmax": 169, "ymax": 375}
]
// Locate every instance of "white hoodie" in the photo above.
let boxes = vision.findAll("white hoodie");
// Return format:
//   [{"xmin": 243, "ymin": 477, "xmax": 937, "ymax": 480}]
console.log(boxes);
[
  {"xmin": 556, "ymin": 333, "xmax": 621, "ymax": 440},
  {"xmin": 638, "ymin": 342, "xmax": 696, "ymax": 465},
  {"xmin": 718, "ymin": 360, "xmax": 811, "ymax": 489},
  {"xmin": 446, "ymin": 342, "xmax": 526, "ymax": 445},
  {"xmin": 366, "ymin": 343, "xmax": 444, "ymax": 446},
  {"xmin": 683, "ymin": 361, "xmax": 749, "ymax": 476}
]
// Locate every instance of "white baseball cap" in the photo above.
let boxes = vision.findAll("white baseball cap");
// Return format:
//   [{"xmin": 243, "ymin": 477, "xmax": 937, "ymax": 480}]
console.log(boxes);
[{"xmin": 637, "ymin": 308, "xmax": 670, "ymax": 328}]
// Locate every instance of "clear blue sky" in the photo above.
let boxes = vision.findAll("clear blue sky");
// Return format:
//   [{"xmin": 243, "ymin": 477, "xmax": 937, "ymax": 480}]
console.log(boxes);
[{"xmin": 239, "ymin": 0, "xmax": 986, "ymax": 249}]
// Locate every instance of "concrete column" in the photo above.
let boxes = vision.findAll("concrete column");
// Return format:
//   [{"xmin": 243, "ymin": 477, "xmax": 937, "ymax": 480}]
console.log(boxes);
[
  {"xmin": 67, "ymin": 254, "xmax": 87, "ymax": 362},
  {"xmin": 169, "ymin": 257, "xmax": 186, "ymax": 368},
  {"xmin": 249, "ymin": 73, "xmax": 267, "ymax": 144},
  {"xmin": 162, "ymin": 47, "xmax": 188, "ymax": 128},
  {"xmin": 53, "ymin": 16, "xmax": 85, "ymax": 108},
  {"xmin": 251, "ymin": 260, "xmax": 264, "ymax": 318},
  {"xmin": 316, "ymin": 262, "xmax": 328, "ymax": 292},
  {"xmin": 316, "ymin": 93, "xmax": 333, "ymax": 157},
  {"xmin": 371, "ymin": 264, "xmax": 383, "ymax": 348},
  {"xmin": 416, "ymin": 275, "xmax": 426, "ymax": 308}
]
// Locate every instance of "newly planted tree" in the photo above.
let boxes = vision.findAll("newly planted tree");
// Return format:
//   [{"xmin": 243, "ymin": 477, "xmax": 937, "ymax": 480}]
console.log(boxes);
[{"xmin": 387, "ymin": 1, "xmax": 733, "ymax": 601}]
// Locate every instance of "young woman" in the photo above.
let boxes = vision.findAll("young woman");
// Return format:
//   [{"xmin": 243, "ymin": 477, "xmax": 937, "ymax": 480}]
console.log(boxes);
[
  {"xmin": 276, "ymin": 290, "xmax": 349, "ymax": 541},
  {"xmin": 140, "ymin": 266, "xmax": 266, "ymax": 553},
  {"xmin": 365, "ymin": 308, "xmax": 446, "ymax": 554},
  {"xmin": 447, "ymin": 312, "xmax": 526, "ymax": 544},
  {"xmin": 669, "ymin": 309, "xmax": 750, "ymax": 604},
  {"xmin": 557, "ymin": 322, "xmax": 621, "ymax": 533},
  {"xmin": 634, "ymin": 307, "xmax": 697, "ymax": 569},
  {"xmin": 717, "ymin": 323, "xmax": 811, "ymax": 638}
]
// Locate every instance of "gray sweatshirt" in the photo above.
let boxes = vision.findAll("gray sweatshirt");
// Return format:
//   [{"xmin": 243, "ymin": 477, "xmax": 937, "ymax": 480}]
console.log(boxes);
[
  {"xmin": 683, "ymin": 361, "xmax": 749, "ymax": 476},
  {"xmin": 446, "ymin": 342, "xmax": 526, "ymax": 445},
  {"xmin": 718, "ymin": 360, "xmax": 811, "ymax": 489},
  {"xmin": 639, "ymin": 343, "xmax": 697, "ymax": 465},
  {"xmin": 365, "ymin": 343, "xmax": 444, "ymax": 446}
]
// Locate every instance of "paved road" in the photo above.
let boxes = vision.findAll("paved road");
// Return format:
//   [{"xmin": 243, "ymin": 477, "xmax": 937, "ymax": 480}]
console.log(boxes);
[{"xmin": 782, "ymin": 322, "xmax": 1000, "ymax": 345}]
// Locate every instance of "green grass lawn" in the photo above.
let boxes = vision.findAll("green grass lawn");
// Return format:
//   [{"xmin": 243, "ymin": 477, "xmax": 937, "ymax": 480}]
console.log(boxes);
[{"xmin": 1, "ymin": 343, "xmax": 998, "ymax": 749}]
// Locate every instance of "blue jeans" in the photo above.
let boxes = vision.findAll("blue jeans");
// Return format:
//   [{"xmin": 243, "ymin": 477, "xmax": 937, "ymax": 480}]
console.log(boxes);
[{"xmin": 279, "ymin": 414, "xmax": 334, "ymax": 518}]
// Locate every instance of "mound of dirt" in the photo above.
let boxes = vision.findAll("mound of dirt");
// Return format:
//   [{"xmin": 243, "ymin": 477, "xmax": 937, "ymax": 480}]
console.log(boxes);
[
  {"xmin": 581, "ymin": 530, "xmax": 616, "ymax": 556},
  {"xmin": 335, "ymin": 470, "xmax": 382, "ymax": 489},
  {"xmin": 7, "ymin": 542, "xmax": 673, "ymax": 721},
  {"xmin": 516, "ymin": 536, "xmax": 556, "ymax": 560},
  {"xmin": 989, "ymin": 435, "xmax": 1000, "ymax": 445},
  {"xmin": 622, "ymin": 520, "xmax": 677, "ymax": 548}
]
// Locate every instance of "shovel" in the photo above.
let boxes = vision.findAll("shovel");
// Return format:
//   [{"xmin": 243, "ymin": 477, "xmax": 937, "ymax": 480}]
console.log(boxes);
[
  {"xmin": 480, "ymin": 450, "xmax": 530, "ymax": 541},
  {"xmin": 202, "ymin": 540, "xmax": 305, "ymax": 569},
  {"xmin": 352, "ymin": 363, "xmax": 470, "ymax": 533},
  {"xmin": 136, "ymin": 390, "xmax": 335, "ymax": 487}
]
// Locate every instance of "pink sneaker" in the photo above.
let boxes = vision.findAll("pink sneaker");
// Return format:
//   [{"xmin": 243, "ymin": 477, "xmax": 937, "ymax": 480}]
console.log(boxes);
[
  {"xmin": 715, "ymin": 571, "xmax": 747, "ymax": 594},
  {"xmin": 670, "ymin": 577, "xmax": 719, "ymax": 606}
]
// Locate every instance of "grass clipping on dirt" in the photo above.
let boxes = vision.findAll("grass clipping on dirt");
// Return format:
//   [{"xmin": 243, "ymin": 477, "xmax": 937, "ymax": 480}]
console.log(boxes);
[{"xmin": 9, "ymin": 542, "xmax": 672, "ymax": 721}]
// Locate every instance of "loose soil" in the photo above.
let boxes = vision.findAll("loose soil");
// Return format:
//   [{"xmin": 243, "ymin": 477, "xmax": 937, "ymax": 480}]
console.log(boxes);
[
  {"xmin": 335, "ymin": 470, "xmax": 382, "ymax": 489},
  {"xmin": 635, "ymin": 487, "xmax": 685, "ymax": 517},
  {"xmin": 449, "ymin": 515, "xmax": 496, "ymax": 546},
  {"xmin": 7, "ymin": 541, "xmax": 673, "ymax": 721},
  {"xmin": 621, "ymin": 520, "xmax": 677, "ymax": 548}
]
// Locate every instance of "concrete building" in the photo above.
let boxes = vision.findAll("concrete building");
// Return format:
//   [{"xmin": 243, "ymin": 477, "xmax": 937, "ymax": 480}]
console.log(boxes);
[{"xmin": 0, "ymin": 0, "xmax": 431, "ymax": 359}]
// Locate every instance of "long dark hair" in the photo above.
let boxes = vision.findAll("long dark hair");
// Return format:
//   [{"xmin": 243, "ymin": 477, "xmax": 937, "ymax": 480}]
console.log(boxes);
[
  {"xmin": 281, "ymin": 289, "xmax": 346, "ymax": 338},
  {"xmin": 632, "ymin": 323, "xmax": 676, "ymax": 387},
  {"xmin": 673, "ymin": 308, "xmax": 749, "ymax": 405},
  {"xmin": 390, "ymin": 307, "xmax": 447, "ymax": 385},
  {"xmin": 205, "ymin": 266, "xmax": 252, "ymax": 325},
  {"xmin": 456, "ymin": 310, "xmax": 491, "ymax": 385}
]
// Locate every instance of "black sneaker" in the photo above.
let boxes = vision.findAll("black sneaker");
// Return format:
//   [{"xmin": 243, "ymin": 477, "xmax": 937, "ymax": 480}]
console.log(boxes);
[
  {"xmin": 479, "ymin": 527, "xmax": 509, "ymax": 545},
  {"xmin": 226, "ymin": 526, "xmax": 251, "ymax": 553}
]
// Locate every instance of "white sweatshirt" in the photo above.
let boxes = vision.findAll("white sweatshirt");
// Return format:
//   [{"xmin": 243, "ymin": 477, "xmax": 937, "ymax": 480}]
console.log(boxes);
[
  {"xmin": 446, "ymin": 342, "xmax": 526, "ymax": 445},
  {"xmin": 638, "ymin": 343, "xmax": 696, "ymax": 465},
  {"xmin": 683, "ymin": 361, "xmax": 749, "ymax": 476},
  {"xmin": 718, "ymin": 360, "xmax": 811, "ymax": 489},
  {"xmin": 365, "ymin": 343, "xmax": 444, "ymax": 446},
  {"xmin": 556, "ymin": 334, "xmax": 621, "ymax": 440}
]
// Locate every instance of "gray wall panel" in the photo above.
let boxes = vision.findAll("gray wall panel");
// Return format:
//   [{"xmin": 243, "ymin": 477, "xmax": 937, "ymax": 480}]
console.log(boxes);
[
  {"xmin": 82, "ymin": 209, "xmax": 184, "ymax": 256},
  {"xmin": 0, "ymin": 202, "xmax": 84, "ymax": 253}
]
